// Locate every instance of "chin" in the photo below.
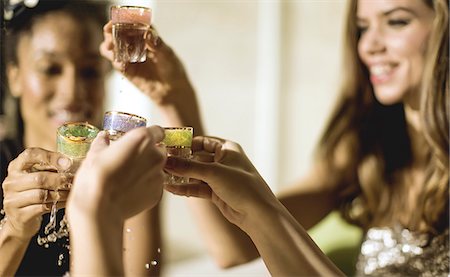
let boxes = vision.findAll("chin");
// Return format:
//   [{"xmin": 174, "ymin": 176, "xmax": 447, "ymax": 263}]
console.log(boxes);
[{"xmin": 373, "ymin": 89, "xmax": 404, "ymax": 106}]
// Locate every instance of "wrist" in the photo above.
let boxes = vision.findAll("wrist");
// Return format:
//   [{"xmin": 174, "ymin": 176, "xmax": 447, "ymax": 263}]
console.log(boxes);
[
  {"xmin": 240, "ymin": 199, "xmax": 287, "ymax": 235},
  {"xmin": 0, "ymin": 220, "xmax": 33, "ymax": 244}
]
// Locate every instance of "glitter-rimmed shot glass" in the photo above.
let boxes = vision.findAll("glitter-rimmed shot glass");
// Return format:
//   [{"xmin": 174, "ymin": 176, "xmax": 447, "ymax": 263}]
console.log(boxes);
[
  {"xmin": 39, "ymin": 122, "xmax": 99, "ymax": 248},
  {"xmin": 56, "ymin": 122, "xmax": 99, "ymax": 172},
  {"xmin": 163, "ymin": 127, "xmax": 193, "ymax": 185},
  {"xmin": 103, "ymin": 111, "xmax": 147, "ymax": 140},
  {"xmin": 111, "ymin": 5, "xmax": 152, "ymax": 63}
]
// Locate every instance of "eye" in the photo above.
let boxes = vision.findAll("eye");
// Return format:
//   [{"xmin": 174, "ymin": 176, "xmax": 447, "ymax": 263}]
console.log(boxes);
[
  {"xmin": 39, "ymin": 65, "xmax": 62, "ymax": 76},
  {"xmin": 80, "ymin": 66, "xmax": 102, "ymax": 79},
  {"xmin": 387, "ymin": 18, "xmax": 411, "ymax": 28},
  {"xmin": 356, "ymin": 24, "xmax": 368, "ymax": 37}
]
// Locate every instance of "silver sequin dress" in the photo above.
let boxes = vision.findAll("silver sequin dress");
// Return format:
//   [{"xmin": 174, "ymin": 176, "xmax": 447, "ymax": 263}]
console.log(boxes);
[{"xmin": 355, "ymin": 225, "xmax": 449, "ymax": 276}]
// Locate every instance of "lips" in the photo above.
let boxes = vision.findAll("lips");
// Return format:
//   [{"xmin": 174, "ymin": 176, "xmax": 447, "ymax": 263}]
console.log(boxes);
[
  {"xmin": 369, "ymin": 63, "xmax": 398, "ymax": 85},
  {"xmin": 50, "ymin": 109, "xmax": 91, "ymax": 126}
]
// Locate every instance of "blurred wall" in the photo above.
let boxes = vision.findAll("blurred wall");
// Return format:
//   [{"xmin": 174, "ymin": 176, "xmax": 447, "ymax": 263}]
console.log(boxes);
[{"xmin": 106, "ymin": 0, "xmax": 361, "ymax": 275}]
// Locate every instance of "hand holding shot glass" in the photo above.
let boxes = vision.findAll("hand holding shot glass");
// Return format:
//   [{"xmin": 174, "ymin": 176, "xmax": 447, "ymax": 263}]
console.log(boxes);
[
  {"xmin": 163, "ymin": 127, "xmax": 193, "ymax": 185},
  {"xmin": 37, "ymin": 122, "xmax": 99, "ymax": 247},
  {"xmin": 111, "ymin": 5, "xmax": 152, "ymax": 63}
]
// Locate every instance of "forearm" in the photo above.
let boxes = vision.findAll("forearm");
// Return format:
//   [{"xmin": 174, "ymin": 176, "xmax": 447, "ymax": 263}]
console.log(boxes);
[
  {"xmin": 243, "ymin": 203, "xmax": 344, "ymax": 276},
  {"xmin": 0, "ymin": 222, "xmax": 30, "ymax": 276},
  {"xmin": 69, "ymin": 210, "xmax": 124, "ymax": 276},
  {"xmin": 123, "ymin": 205, "xmax": 162, "ymax": 276},
  {"xmin": 156, "ymin": 82, "xmax": 205, "ymax": 136},
  {"xmin": 188, "ymin": 198, "xmax": 259, "ymax": 268}
]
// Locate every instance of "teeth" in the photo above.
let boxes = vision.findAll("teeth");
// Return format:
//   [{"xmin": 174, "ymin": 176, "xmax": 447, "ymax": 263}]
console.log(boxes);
[
  {"xmin": 370, "ymin": 65, "xmax": 392, "ymax": 76},
  {"xmin": 53, "ymin": 110, "xmax": 87, "ymax": 123}
]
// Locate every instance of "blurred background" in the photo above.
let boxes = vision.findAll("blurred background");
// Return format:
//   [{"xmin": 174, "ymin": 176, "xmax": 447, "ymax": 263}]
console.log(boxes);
[{"xmin": 107, "ymin": 0, "xmax": 362, "ymax": 275}]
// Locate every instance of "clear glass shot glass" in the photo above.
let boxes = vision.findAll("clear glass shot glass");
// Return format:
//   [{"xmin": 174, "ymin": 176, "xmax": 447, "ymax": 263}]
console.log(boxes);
[
  {"xmin": 57, "ymin": 122, "xmax": 100, "ymax": 172},
  {"xmin": 110, "ymin": 5, "xmax": 152, "ymax": 63},
  {"xmin": 103, "ymin": 111, "xmax": 147, "ymax": 140},
  {"xmin": 38, "ymin": 122, "xmax": 99, "ymax": 247},
  {"xmin": 163, "ymin": 127, "xmax": 193, "ymax": 185}
]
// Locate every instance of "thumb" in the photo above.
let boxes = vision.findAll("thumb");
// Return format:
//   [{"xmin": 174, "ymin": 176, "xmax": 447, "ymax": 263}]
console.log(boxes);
[{"xmin": 87, "ymin": 131, "xmax": 110, "ymax": 156}]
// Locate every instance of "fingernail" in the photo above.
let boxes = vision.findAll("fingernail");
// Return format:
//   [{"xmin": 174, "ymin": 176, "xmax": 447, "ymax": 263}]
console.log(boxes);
[{"xmin": 57, "ymin": 157, "xmax": 71, "ymax": 170}]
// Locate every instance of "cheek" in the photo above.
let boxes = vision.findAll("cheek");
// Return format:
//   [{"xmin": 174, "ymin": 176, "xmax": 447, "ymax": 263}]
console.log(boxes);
[{"xmin": 20, "ymin": 74, "xmax": 52, "ymax": 106}]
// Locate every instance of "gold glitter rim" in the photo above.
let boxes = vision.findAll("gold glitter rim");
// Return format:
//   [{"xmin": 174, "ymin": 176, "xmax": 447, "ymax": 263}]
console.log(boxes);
[
  {"xmin": 104, "ymin": 111, "xmax": 148, "ymax": 123},
  {"xmin": 110, "ymin": 5, "xmax": 152, "ymax": 12},
  {"xmin": 57, "ymin": 122, "xmax": 100, "ymax": 142},
  {"xmin": 164, "ymin": 127, "xmax": 193, "ymax": 132}
]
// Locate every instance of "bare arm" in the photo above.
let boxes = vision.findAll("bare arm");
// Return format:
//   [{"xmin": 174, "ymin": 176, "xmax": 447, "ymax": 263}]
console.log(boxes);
[
  {"xmin": 165, "ymin": 137, "xmax": 345, "ymax": 272},
  {"xmin": 68, "ymin": 127, "xmax": 166, "ymax": 276},
  {"xmin": 123, "ymin": 205, "xmax": 162, "ymax": 276},
  {"xmin": 183, "ymin": 162, "xmax": 340, "ymax": 268},
  {"xmin": 243, "ymin": 200, "xmax": 344, "ymax": 276},
  {"xmin": 0, "ymin": 223, "xmax": 31, "ymax": 276}
]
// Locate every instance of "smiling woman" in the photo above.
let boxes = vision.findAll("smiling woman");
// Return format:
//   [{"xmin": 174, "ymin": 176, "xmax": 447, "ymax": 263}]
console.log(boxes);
[{"xmin": 0, "ymin": 1, "xmax": 162, "ymax": 276}]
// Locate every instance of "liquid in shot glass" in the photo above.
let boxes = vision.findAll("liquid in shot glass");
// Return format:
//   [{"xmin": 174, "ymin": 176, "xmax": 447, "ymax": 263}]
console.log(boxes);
[
  {"xmin": 111, "ymin": 5, "xmax": 152, "ymax": 63},
  {"xmin": 57, "ymin": 122, "xmax": 100, "ymax": 172},
  {"xmin": 37, "ymin": 122, "xmax": 99, "ymax": 248},
  {"xmin": 163, "ymin": 127, "xmax": 193, "ymax": 185},
  {"xmin": 102, "ymin": 111, "xmax": 147, "ymax": 140}
]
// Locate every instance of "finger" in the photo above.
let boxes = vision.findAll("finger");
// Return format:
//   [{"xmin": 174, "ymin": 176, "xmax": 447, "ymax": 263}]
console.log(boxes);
[
  {"xmin": 165, "ymin": 156, "xmax": 227, "ymax": 186},
  {"xmin": 108, "ymin": 126, "xmax": 165, "ymax": 165},
  {"xmin": 146, "ymin": 25, "xmax": 162, "ymax": 49},
  {"xmin": 21, "ymin": 202, "xmax": 66, "ymax": 219},
  {"xmin": 8, "ymin": 148, "xmax": 72, "ymax": 173},
  {"xmin": 99, "ymin": 40, "xmax": 115, "ymax": 61},
  {"xmin": 103, "ymin": 21, "xmax": 113, "ymax": 33},
  {"xmin": 86, "ymin": 131, "xmax": 109, "ymax": 157},
  {"xmin": 4, "ymin": 189, "xmax": 70, "ymax": 209},
  {"xmin": 191, "ymin": 136, "xmax": 225, "ymax": 153},
  {"xmin": 2, "ymin": 172, "xmax": 72, "ymax": 192},
  {"xmin": 164, "ymin": 183, "xmax": 212, "ymax": 199}
]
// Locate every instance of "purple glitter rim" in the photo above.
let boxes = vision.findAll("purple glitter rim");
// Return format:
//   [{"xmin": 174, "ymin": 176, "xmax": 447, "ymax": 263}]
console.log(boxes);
[{"xmin": 103, "ymin": 111, "xmax": 147, "ymax": 133}]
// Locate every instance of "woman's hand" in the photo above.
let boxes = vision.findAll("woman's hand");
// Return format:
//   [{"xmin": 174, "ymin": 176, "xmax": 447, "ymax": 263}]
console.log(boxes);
[
  {"xmin": 1, "ymin": 148, "xmax": 71, "ymax": 240},
  {"xmin": 99, "ymin": 21, "xmax": 194, "ymax": 105},
  {"xmin": 68, "ymin": 126, "xmax": 166, "ymax": 223},
  {"xmin": 164, "ymin": 136, "xmax": 279, "ymax": 229}
]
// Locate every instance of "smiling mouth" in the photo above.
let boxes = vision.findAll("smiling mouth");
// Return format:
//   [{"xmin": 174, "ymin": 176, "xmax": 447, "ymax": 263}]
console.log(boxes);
[
  {"xmin": 50, "ymin": 110, "xmax": 91, "ymax": 125},
  {"xmin": 369, "ymin": 64, "xmax": 398, "ymax": 84}
]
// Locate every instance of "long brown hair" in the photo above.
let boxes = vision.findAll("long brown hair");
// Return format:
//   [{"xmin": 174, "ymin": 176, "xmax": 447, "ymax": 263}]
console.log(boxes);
[{"xmin": 316, "ymin": 0, "xmax": 448, "ymax": 233}]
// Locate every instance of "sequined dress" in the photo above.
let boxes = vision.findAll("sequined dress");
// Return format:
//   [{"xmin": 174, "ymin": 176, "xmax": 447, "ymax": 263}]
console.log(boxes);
[{"xmin": 355, "ymin": 225, "xmax": 449, "ymax": 276}]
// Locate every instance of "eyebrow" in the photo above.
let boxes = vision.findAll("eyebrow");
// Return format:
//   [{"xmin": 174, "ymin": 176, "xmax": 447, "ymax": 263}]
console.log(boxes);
[
  {"xmin": 357, "ymin": 7, "xmax": 418, "ymax": 22},
  {"xmin": 35, "ymin": 51, "xmax": 102, "ymax": 60}
]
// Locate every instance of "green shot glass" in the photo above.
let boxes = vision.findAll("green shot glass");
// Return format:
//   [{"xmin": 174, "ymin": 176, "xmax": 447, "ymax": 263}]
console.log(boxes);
[{"xmin": 163, "ymin": 127, "xmax": 193, "ymax": 185}]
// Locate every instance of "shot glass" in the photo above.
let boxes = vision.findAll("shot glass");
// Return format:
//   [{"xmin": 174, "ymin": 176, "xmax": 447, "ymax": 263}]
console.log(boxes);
[
  {"xmin": 39, "ymin": 122, "xmax": 99, "ymax": 247},
  {"xmin": 103, "ymin": 111, "xmax": 147, "ymax": 140},
  {"xmin": 163, "ymin": 127, "xmax": 193, "ymax": 185},
  {"xmin": 56, "ymin": 122, "xmax": 99, "ymax": 173},
  {"xmin": 111, "ymin": 5, "xmax": 152, "ymax": 63}
]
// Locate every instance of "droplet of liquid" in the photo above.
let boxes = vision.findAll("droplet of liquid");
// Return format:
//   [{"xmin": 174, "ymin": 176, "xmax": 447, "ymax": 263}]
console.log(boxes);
[
  {"xmin": 145, "ymin": 264, "xmax": 150, "ymax": 269},
  {"xmin": 58, "ymin": 253, "xmax": 64, "ymax": 266},
  {"xmin": 157, "ymin": 248, "xmax": 161, "ymax": 253},
  {"xmin": 44, "ymin": 244, "xmax": 49, "ymax": 248},
  {"xmin": 151, "ymin": 260, "xmax": 158, "ymax": 266},
  {"xmin": 126, "ymin": 228, "xmax": 131, "ymax": 233}
]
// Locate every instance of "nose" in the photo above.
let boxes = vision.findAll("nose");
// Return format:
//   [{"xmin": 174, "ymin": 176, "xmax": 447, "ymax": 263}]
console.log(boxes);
[
  {"xmin": 358, "ymin": 24, "xmax": 386, "ymax": 57},
  {"xmin": 57, "ymin": 68, "xmax": 86, "ymax": 108}
]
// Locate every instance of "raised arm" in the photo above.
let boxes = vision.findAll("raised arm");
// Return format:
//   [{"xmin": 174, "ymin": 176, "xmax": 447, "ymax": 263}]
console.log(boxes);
[
  {"xmin": 68, "ymin": 127, "xmax": 166, "ymax": 276},
  {"xmin": 164, "ymin": 136, "xmax": 345, "ymax": 275},
  {"xmin": 99, "ymin": 21, "xmax": 205, "ymax": 136}
]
